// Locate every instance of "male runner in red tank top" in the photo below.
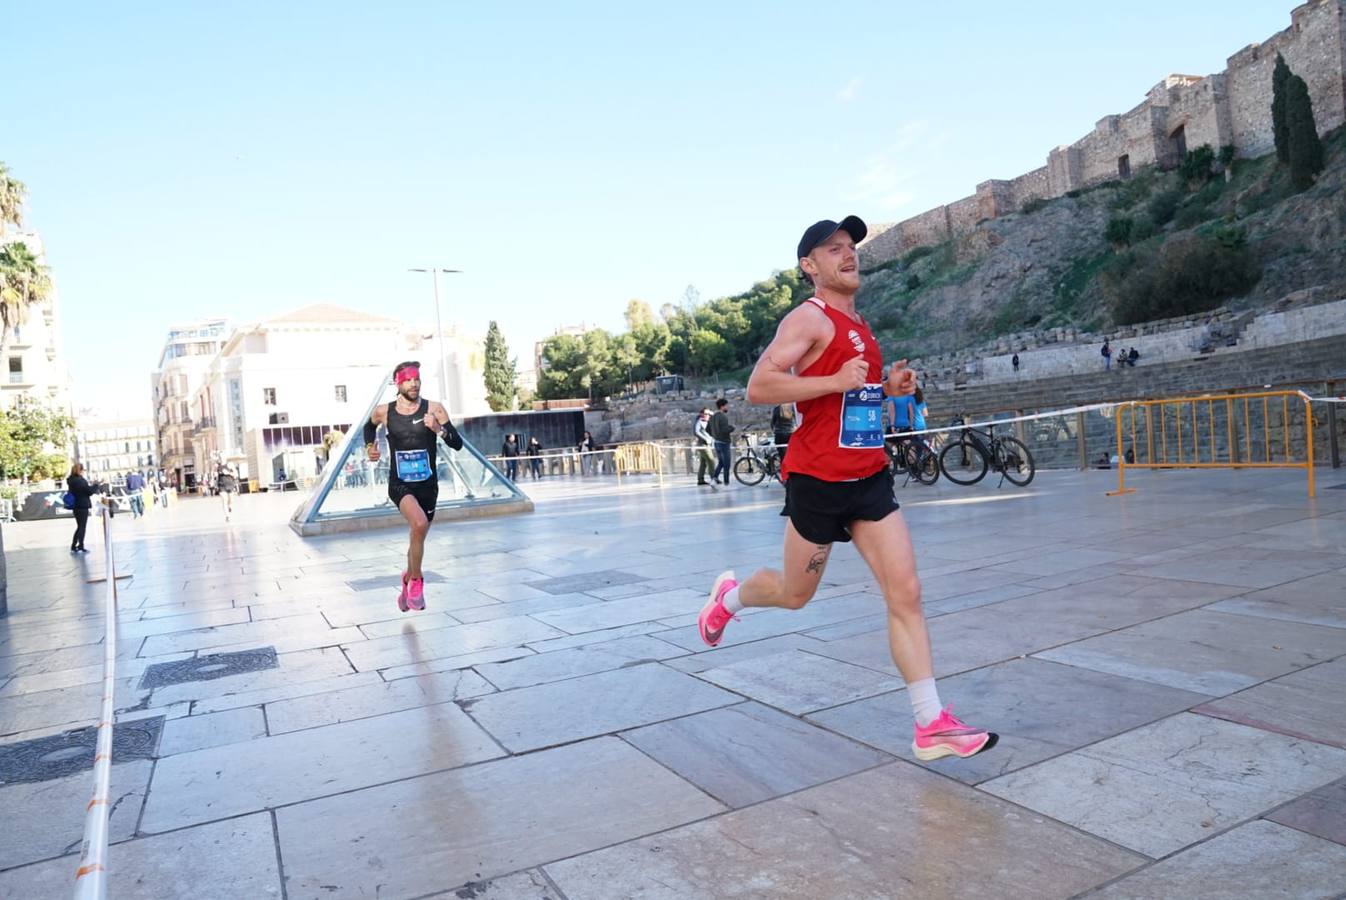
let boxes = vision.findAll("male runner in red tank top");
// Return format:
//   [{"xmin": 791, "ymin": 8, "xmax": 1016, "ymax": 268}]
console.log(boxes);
[{"xmin": 697, "ymin": 216, "xmax": 997, "ymax": 762}]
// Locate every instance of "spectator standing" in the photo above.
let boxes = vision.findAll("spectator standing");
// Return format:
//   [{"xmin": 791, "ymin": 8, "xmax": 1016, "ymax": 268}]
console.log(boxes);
[
  {"xmin": 125, "ymin": 470, "xmax": 146, "ymax": 518},
  {"xmin": 1011, "ymin": 352, "xmax": 1020, "ymax": 373},
  {"xmin": 501, "ymin": 433, "xmax": 520, "ymax": 481},
  {"xmin": 66, "ymin": 463, "xmax": 95, "ymax": 553},
  {"xmin": 1102, "ymin": 340, "xmax": 1112, "ymax": 370},
  {"xmin": 694, "ymin": 408, "xmax": 716, "ymax": 488},
  {"xmin": 771, "ymin": 403, "xmax": 796, "ymax": 467},
  {"xmin": 526, "ymin": 436, "xmax": 544, "ymax": 479},
  {"xmin": 577, "ymin": 431, "xmax": 595, "ymax": 475},
  {"xmin": 709, "ymin": 398, "xmax": 734, "ymax": 486}
]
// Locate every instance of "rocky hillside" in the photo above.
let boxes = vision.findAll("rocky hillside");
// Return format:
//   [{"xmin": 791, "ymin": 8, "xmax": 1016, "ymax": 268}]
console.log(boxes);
[{"xmin": 859, "ymin": 127, "xmax": 1346, "ymax": 360}]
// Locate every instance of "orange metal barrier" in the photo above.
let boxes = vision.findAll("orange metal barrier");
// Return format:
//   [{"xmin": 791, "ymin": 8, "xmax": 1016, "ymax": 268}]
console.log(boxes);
[{"xmin": 1108, "ymin": 390, "xmax": 1316, "ymax": 498}]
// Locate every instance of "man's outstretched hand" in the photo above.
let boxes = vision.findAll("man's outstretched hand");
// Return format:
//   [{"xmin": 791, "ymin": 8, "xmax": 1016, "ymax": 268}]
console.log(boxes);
[{"xmin": 885, "ymin": 360, "xmax": 918, "ymax": 396}]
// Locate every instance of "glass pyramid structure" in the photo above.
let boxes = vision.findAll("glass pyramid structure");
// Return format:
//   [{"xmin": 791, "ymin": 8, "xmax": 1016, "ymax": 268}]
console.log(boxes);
[{"xmin": 290, "ymin": 369, "xmax": 532, "ymax": 536}]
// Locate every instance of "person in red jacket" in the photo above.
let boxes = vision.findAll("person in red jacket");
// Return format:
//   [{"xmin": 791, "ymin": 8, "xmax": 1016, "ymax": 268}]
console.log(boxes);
[{"xmin": 696, "ymin": 216, "xmax": 996, "ymax": 763}]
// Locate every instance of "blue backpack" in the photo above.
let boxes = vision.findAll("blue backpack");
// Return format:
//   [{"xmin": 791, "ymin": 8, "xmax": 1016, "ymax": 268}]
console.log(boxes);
[{"xmin": 62, "ymin": 491, "xmax": 76, "ymax": 510}]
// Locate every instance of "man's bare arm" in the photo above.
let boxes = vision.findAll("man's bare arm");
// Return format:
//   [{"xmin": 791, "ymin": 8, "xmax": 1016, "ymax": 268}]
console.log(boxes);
[{"xmin": 747, "ymin": 307, "xmax": 853, "ymax": 405}]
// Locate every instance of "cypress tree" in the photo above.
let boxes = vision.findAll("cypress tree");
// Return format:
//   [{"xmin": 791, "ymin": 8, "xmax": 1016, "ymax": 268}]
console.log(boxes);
[
  {"xmin": 1272, "ymin": 53, "xmax": 1291, "ymax": 165},
  {"xmin": 1286, "ymin": 74, "xmax": 1325, "ymax": 190},
  {"xmin": 483, "ymin": 320, "xmax": 518, "ymax": 411}
]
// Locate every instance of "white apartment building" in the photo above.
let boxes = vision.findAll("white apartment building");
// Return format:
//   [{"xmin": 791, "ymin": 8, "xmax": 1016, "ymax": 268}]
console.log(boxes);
[
  {"xmin": 193, "ymin": 304, "xmax": 490, "ymax": 487},
  {"xmin": 76, "ymin": 419, "xmax": 158, "ymax": 483},
  {"xmin": 150, "ymin": 318, "xmax": 229, "ymax": 489},
  {"xmin": 1, "ymin": 231, "xmax": 72, "ymax": 415}
]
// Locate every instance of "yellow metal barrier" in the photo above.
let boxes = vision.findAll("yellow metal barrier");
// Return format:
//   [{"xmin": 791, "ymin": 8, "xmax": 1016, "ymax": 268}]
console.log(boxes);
[{"xmin": 1108, "ymin": 390, "xmax": 1316, "ymax": 498}]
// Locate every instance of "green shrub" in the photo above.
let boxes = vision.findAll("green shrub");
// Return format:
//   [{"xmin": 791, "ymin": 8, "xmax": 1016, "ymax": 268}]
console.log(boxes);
[
  {"xmin": 1131, "ymin": 216, "xmax": 1157, "ymax": 242},
  {"xmin": 901, "ymin": 245, "xmax": 935, "ymax": 266},
  {"xmin": 1173, "ymin": 203, "xmax": 1213, "ymax": 229},
  {"xmin": 1020, "ymin": 197, "xmax": 1049, "ymax": 215},
  {"xmin": 1105, "ymin": 217, "xmax": 1134, "ymax": 246},
  {"xmin": 905, "ymin": 273, "xmax": 921, "ymax": 290},
  {"xmin": 1147, "ymin": 189, "xmax": 1183, "ymax": 227},
  {"xmin": 1179, "ymin": 144, "xmax": 1216, "ymax": 186},
  {"xmin": 1102, "ymin": 233, "xmax": 1260, "ymax": 325}
]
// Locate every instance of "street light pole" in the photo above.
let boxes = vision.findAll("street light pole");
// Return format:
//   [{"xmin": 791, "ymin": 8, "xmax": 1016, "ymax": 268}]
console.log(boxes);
[{"xmin": 408, "ymin": 267, "xmax": 462, "ymax": 408}]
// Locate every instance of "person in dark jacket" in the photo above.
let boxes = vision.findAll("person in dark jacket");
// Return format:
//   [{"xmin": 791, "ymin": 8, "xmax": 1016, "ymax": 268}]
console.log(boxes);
[
  {"xmin": 709, "ymin": 398, "xmax": 734, "ymax": 485},
  {"xmin": 771, "ymin": 403, "xmax": 796, "ymax": 467},
  {"xmin": 66, "ymin": 463, "xmax": 95, "ymax": 553},
  {"xmin": 526, "ymin": 436, "xmax": 544, "ymax": 479},
  {"xmin": 501, "ymin": 434, "xmax": 520, "ymax": 481}
]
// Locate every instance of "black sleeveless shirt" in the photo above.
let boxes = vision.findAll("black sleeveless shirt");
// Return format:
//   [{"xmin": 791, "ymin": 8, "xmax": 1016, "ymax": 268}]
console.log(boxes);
[{"xmin": 386, "ymin": 399, "xmax": 437, "ymax": 486}]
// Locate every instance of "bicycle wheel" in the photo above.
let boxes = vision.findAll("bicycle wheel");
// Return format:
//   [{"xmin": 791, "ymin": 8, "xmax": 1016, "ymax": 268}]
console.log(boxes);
[
  {"xmin": 996, "ymin": 436, "xmax": 1036, "ymax": 486},
  {"xmin": 733, "ymin": 456, "xmax": 766, "ymax": 486},
  {"xmin": 940, "ymin": 439, "xmax": 989, "ymax": 485},
  {"xmin": 911, "ymin": 446, "xmax": 940, "ymax": 485}
]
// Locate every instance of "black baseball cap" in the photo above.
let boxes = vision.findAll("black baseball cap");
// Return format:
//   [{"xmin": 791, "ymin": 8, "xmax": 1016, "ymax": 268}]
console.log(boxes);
[{"xmin": 797, "ymin": 215, "xmax": 867, "ymax": 262}]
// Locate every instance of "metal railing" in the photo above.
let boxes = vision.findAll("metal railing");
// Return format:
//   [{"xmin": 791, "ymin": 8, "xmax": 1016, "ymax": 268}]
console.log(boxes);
[{"xmin": 1108, "ymin": 390, "xmax": 1317, "ymax": 498}]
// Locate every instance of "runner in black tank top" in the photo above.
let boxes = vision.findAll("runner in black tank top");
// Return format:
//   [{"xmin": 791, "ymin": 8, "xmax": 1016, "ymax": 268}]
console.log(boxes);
[{"xmin": 362, "ymin": 360, "xmax": 464, "ymax": 612}]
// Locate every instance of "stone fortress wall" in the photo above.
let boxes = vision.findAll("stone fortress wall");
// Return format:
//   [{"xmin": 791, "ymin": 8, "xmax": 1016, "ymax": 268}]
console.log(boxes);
[{"xmin": 860, "ymin": 0, "xmax": 1346, "ymax": 267}]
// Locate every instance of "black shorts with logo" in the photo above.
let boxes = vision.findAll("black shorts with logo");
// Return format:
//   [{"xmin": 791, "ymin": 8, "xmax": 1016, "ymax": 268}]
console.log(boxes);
[
  {"xmin": 780, "ymin": 468, "xmax": 898, "ymax": 544},
  {"xmin": 389, "ymin": 479, "xmax": 439, "ymax": 521}
]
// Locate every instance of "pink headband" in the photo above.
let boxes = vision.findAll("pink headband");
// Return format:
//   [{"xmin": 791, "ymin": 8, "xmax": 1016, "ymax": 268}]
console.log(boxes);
[{"xmin": 395, "ymin": 366, "xmax": 420, "ymax": 384}]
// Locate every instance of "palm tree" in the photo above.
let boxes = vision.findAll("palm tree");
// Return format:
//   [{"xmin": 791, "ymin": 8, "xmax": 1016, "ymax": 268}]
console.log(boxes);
[
  {"xmin": 0, "ymin": 242, "xmax": 52, "ymax": 355},
  {"xmin": 0, "ymin": 163, "xmax": 25, "ymax": 237}
]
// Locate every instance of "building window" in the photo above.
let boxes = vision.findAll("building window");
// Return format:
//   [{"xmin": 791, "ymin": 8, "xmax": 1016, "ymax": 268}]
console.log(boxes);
[
  {"xmin": 7, "ymin": 358, "xmax": 22, "ymax": 384},
  {"xmin": 1117, "ymin": 154, "xmax": 1131, "ymax": 179},
  {"xmin": 335, "ymin": 385, "xmax": 347, "ymax": 403},
  {"xmin": 263, "ymin": 387, "xmax": 277, "ymax": 405}
]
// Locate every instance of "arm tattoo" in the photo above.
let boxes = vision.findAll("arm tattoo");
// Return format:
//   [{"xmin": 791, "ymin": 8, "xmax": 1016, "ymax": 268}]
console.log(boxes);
[{"xmin": 805, "ymin": 548, "xmax": 828, "ymax": 575}]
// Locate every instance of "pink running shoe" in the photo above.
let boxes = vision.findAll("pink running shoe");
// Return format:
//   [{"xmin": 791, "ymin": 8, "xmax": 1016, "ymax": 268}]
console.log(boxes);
[
  {"xmin": 697, "ymin": 571, "xmax": 738, "ymax": 647},
  {"xmin": 912, "ymin": 706, "xmax": 998, "ymax": 761},
  {"xmin": 397, "ymin": 571, "xmax": 410, "ymax": 613},
  {"xmin": 406, "ymin": 577, "xmax": 426, "ymax": 612}
]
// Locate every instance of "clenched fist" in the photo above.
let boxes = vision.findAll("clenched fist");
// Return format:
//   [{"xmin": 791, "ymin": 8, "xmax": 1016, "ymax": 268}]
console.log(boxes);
[
  {"xmin": 833, "ymin": 356, "xmax": 869, "ymax": 392},
  {"xmin": 885, "ymin": 360, "xmax": 918, "ymax": 396}
]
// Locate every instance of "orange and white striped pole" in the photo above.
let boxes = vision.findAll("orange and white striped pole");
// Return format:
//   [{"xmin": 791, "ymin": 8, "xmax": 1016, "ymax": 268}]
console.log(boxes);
[{"xmin": 74, "ymin": 502, "xmax": 119, "ymax": 900}]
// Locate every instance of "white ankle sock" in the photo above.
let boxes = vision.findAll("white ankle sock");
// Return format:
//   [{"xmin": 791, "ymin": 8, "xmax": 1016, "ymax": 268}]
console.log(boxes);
[
  {"xmin": 721, "ymin": 586, "xmax": 744, "ymax": 613},
  {"xmin": 907, "ymin": 678, "xmax": 943, "ymax": 727}
]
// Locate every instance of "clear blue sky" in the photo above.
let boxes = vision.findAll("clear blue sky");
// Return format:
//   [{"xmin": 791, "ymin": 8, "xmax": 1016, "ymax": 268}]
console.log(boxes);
[{"xmin": 7, "ymin": 1, "xmax": 1292, "ymax": 418}]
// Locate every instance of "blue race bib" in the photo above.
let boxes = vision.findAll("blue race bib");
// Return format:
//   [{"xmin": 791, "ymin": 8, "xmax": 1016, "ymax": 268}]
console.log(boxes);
[
  {"xmin": 839, "ymin": 384, "xmax": 885, "ymax": 448},
  {"xmin": 395, "ymin": 449, "xmax": 432, "ymax": 482}
]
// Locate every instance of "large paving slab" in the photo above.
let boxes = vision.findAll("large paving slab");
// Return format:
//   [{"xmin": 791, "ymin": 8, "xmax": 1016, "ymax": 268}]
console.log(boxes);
[
  {"xmin": 1206, "ymin": 568, "xmax": 1346, "ymax": 628},
  {"xmin": 1266, "ymin": 776, "xmax": 1346, "ymax": 846},
  {"xmin": 1088, "ymin": 819, "xmax": 1346, "ymax": 899},
  {"xmin": 542, "ymin": 761, "xmax": 1143, "ymax": 898},
  {"xmin": 0, "ymin": 759, "xmax": 152, "ymax": 870},
  {"xmin": 621, "ymin": 701, "xmax": 892, "ymax": 807},
  {"xmin": 141, "ymin": 701, "xmax": 504, "ymax": 832},
  {"xmin": 264, "ymin": 666, "xmax": 495, "ymax": 733},
  {"xmin": 808, "ymin": 657, "xmax": 1209, "ymax": 783},
  {"xmin": 1035, "ymin": 609, "xmax": 1346, "ymax": 696},
  {"xmin": 1193, "ymin": 657, "xmax": 1346, "ymax": 748},
  {"xmin": 462, "ymin": 663, "xmax": 738, "ymax": 752},
  {"xmin": 340, "ymin": 615, "xmax": 564, "ymax": 671},
  {"xmin": 473, "ymin": 634, "xmax": 685, "ymax": 690},
  {"xmin": 276, "ymin": 736, "xmax": 724, "ymax": 899},
  {"xmin": 692, "ymin": 648, "xmax": 904, "ymax": 715},
  {"xmin": 0, "ymin": 813, "xmax": 283, "ymax": 899},
  {"xmin": 982, "ymin": 713, "xmax": 1346, "ymax": 858}
]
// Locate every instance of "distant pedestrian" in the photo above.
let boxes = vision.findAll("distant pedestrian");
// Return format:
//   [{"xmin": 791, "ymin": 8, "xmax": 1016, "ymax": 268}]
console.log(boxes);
[
  {"xmin": 577, "ymin": 431, "xmax": 595, "ymax": 475},
  {"xmin": 501, "ymin": 433, "xmax": 520, "ymax": 481},
  {"xmin": 526, "ymin": 436, "xmax": 544, "ymax": 479},
  {"xmin": 771, "ymin": 403, "xmax": 796, "ymax": 468},
  {"xmin": 1102, "ymin": 340, "xmax": 1112, "ymax": 370},
  {"xmin": 124, "ymin": 470, "xmax": 146, "ymax": 518},
  {"xmin": 1128, "ymin": 347, "xmax": 1140, "ymax": 367},
  {"xmin": 1011, "ymin": 352, "xmax": 1020, "ymax": 373},
  {"xmin": 66, "ymin": 463, "xmax": 95, "ymax": 553},
  {"xmin": 694, "ymin": 408, "xmax": 716, "ymax": 488},
  {"xmin": 216, "ymin": 460, "xmax": 239, "ymax": 521},
  {"xmin": 709, "ymin": 398, "xmax": 734, "ymax": 485}
]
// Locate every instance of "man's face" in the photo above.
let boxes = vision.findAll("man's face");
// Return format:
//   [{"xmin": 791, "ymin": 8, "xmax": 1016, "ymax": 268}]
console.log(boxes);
[
  {"xmin": 398, "ymin": 376, "xmax": 420, "ymax": 401},
  {"xmin": 804, "ymin": 229, "xmax": 860, "ymax": 292}
]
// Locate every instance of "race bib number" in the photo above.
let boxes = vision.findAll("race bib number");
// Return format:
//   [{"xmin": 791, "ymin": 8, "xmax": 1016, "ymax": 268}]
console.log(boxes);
[
  {"xmin": 839, "ymin": 384, "xmax": 885, "ymax": 449},
  {"xmin": 395, "ymin": 449, "xmax": 432, "ymax": 482}
]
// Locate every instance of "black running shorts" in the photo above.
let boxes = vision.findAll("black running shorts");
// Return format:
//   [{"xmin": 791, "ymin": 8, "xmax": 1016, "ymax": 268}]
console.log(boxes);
[
  {"xmin": 780, "ymin": 468, "xmax": 898, "ymax": 544},
  {"xmin": 389, "ymin": 479, "xmax": 439, "ymax": 521}
]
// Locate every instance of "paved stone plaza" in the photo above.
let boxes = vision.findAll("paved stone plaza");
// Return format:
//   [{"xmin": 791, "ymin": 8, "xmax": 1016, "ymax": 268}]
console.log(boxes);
[{"xmin": 1, "ymin": 467, "xmax": 1345, "ymax": 899}]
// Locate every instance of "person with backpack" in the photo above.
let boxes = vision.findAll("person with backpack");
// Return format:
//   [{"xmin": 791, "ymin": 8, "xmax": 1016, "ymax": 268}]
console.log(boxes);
[
  {"xmin": 66, "ymin": 463, "xmax": 95, "ymax": 553},
  {"xmin": 694, "ymin": 408, "xmax": 716, "ymax": 489}
]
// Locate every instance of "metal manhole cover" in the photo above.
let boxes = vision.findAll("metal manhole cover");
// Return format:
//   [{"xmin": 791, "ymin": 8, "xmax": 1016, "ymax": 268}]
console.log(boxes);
[
  {"xmin": 525, "ymin": 570, "xmax": 649, "ymax": 595},
  {"xmin": 138, "ymin": 647, "xmax": 278, "ymax": 690},
  {"xmin": 0, "ymin": 716, "xmax": 164, "ymax": 786}
]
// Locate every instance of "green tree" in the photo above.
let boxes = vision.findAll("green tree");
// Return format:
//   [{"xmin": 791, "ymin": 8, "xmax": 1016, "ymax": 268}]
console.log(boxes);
[
  {"xmin": 1178, "ymin": 145, "xmax": 1215, "ymax": 187},
  {"xmin": 624, "ymin": 299, "xmax": 655, "ymax": 331},
  {"xmin": 1286, "ymin": 74, "xmax": 1325, "ymax": 191},
  {"xmin": 0, "ymin": 162, "xmax": 25, "ymax": 236},
  {"xmin": 0, "ymin": 398, "xmax": 75, "ymax": 482},
  {"xmin": 0, "ymin": 241, "xmax": 53, "ymax": 359},
  {"xmin": 688, "ymin": 328, "xmax": 734, "ymax": 374},
  {"xmin": 538, "ymin": 333, "xmax": 588, "ymax": 400},
  {"xmin": 482, "ymin": 320, "xmax": 518, "ymax": 411},
  {"xmin": 1272, "ymin": 53, "xmax": 1291, "ymax": 165}
]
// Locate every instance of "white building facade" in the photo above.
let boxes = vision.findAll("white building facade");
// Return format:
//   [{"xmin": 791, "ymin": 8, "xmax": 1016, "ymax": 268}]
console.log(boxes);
[
  {"xmin": 193, "ymin": 305, "xmax": 490, "ymax": 487},
  {"xmin": 150, "ymin": 319, "xmax": 229, "ymax": 489},
  {"xmin": 1, "ymin": 231, "xmax": 72, "ymax": 415},
  {"xmin": 75, "ymin": 419, "xmax": 158, "ymax": 483}
]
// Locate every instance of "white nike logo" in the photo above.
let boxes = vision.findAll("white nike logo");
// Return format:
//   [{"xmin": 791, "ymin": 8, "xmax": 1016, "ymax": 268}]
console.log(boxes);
[{"xmin": 412, "ymin": 418, "xmax": 424, "ymax": 425}]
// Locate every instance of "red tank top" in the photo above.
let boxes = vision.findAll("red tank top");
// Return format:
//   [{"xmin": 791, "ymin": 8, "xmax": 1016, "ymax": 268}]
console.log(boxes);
[{"xmin": 780, "ymin": 297, "xmax": 888, "ymax": 482}]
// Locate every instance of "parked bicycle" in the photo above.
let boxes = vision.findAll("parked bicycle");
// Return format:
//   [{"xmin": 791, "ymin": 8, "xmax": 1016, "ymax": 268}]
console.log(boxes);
[
  {"xmin": 938, "ymin": 417, "xmax": 1036, "ymax": 487},
  {"xmin": 733, "ymin": 434, "xmax": 782, "ymax": 486},
  {"xmin": 885, "ymin": 430, "xmax": 939, "ymax": 485}
]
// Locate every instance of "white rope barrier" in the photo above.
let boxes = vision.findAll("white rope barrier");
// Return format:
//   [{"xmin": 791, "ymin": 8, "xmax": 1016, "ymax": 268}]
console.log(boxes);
[{"xmin": 74, "ymin": 501, "xmax": 118, "ymax": 900}]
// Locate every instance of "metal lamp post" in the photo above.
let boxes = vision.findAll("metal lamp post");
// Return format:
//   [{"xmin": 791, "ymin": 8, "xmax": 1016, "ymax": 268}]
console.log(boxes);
[{"xmin": 408, "ymin": 267, "xmax": 462, "ymax": 404}]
